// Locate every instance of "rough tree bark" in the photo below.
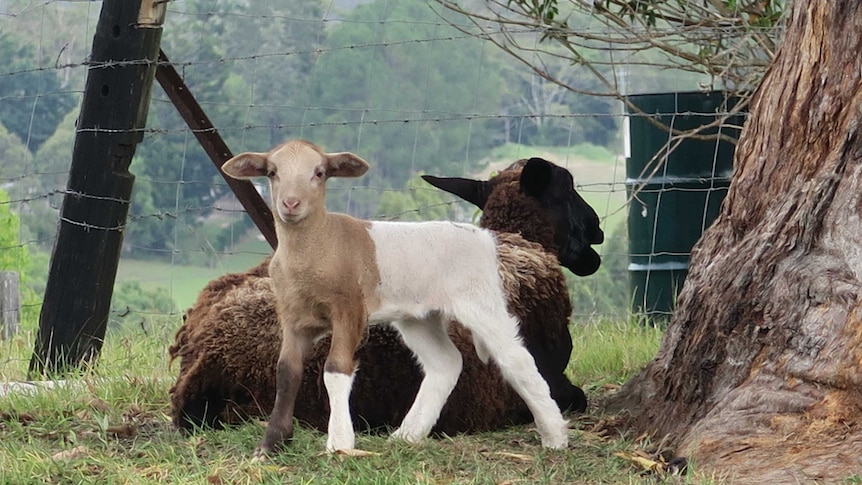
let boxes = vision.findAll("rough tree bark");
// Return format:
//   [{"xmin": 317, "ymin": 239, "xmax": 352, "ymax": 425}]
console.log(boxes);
[{"xmin": 606, "ymin": 2, "xmax": 862, "ymax": 483}]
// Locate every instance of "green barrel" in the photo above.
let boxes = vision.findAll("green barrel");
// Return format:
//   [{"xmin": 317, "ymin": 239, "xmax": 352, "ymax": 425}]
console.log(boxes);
[{"xmin": 626, "ymin": 91, "xmax": 745, "ymax": 321}]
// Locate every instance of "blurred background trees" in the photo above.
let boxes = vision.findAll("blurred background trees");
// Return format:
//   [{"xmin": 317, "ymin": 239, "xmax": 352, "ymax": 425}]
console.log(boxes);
[{"xmin": 0, "ymin": 0, "xmax": 784, "ymax": 322}]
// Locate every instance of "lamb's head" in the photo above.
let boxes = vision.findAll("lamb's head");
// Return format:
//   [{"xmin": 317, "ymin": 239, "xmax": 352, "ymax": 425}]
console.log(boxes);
[
  {"xmin": 422, "ymin": 157, "xmax": 604, "ymax": 276},
  {"xmin": 221, "ymin": 140, "xmax": 369, "ymax": 224}
]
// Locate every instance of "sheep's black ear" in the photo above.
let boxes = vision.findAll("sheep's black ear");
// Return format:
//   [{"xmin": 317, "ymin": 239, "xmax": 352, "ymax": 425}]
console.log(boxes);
[
  {"xmin": 421, "ymin": 175, "xmax": 492, "ymax": 210},
  {"xmin": 520, "ymin": 158, "xmax": 554, "ymax": 198}
]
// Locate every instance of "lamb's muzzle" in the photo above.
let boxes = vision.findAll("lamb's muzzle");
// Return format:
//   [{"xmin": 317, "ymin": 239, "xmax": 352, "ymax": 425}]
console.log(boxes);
[{"xmin": 221, "ymin": 140, "xmax": 569, "ymax": 456}]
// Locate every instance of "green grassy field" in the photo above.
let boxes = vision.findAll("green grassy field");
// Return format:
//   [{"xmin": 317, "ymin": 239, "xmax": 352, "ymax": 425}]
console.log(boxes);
[
  {"xmin": 0, "ymin": 320, "xmax": 725, "ymax": 484},
  {"xmin": 115, "ymin": 237, "xmax": 272, "ymax": 310}
]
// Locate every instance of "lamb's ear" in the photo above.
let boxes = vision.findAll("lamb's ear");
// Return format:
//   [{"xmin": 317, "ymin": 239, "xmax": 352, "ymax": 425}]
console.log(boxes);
[
  {"xmin": 520, "ymin": 157, "xmax": 554, "ymax": 198},
  {"xmin": 421, "ymin": 175, "xmax": 492, "ymax": 210},
  {"xmin": 325, "ymin": 151, "xmax": 370, "ymax": 178},
  {"xmin": 221, "ymin": 152, "xmax": 269, "ymax": 180}
]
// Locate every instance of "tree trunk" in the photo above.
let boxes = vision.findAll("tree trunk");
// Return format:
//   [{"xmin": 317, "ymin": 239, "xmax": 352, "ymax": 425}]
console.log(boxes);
[{"xmin": 606, "ymin": 2, "xmax": 862, "ymax": 483}]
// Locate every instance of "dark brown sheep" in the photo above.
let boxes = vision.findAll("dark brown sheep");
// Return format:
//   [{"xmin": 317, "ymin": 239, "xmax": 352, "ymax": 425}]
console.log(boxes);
[{"xmin": 169, "ymin": 157, "xmax": 603, "ymax": 436}]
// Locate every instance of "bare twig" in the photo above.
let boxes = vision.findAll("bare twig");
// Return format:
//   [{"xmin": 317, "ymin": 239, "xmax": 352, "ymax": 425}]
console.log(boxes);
[{"xmin": 434, "ymin": 0, "xmax": 786, "ymax": 150}]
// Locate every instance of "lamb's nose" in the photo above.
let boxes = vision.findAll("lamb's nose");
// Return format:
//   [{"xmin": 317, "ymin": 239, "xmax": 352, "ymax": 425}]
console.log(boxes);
[{"xmin": 283, "ymin": 198, "xmax": 301, "ymax": 211}]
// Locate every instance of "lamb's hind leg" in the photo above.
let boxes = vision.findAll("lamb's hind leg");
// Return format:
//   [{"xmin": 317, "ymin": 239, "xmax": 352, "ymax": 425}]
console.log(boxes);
[
  {"xmin": 458, "ymin": 303, "xmax": 569, "ymax": 449},
  {"xmin": 390, "ymin": 315, "xmax": 463, "ymax": 443}
]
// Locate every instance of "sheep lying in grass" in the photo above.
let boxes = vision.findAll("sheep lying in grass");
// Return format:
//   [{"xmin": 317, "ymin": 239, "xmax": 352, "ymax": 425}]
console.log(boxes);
[
  {"xmin": 216, "ymin": 140, "xmax": 570, "ymax": 454},
  {"xmin": 169, "ymin": 151, "xmax": 604, "ymax": 442}
]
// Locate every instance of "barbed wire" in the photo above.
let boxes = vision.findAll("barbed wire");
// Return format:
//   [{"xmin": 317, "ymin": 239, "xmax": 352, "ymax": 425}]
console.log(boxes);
[
  {"xmin": 0, "ymin": 19, "xmax": 781, "ymax": 78},
  {"xmin": 0, "ymin": 106, "xmax": 746, "ymax": 139},
  {"xmin": 0, "ymin": 0, "xmax": 772, "ymax": 332}
]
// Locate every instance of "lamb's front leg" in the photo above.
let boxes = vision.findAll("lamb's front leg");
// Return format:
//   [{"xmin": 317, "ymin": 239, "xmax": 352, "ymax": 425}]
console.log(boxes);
[
  {"xmin": 390, "ymin": 317, "xmax": 463, "ymax": 443},
  {"xmin": 323, "ymin": 316, "xmax": 365, "ymax": 452},
  {"xmin": 256, "ymin": 326, "xmax": 309, "ymax": 458}
]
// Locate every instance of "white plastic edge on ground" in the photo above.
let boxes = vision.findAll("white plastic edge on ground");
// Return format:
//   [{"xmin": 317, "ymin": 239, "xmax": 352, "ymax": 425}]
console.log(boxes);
[
  {"xmin": 0, "ymin": 380, "xmax": 73, "ymax": 398},
  {"xmin": 0, "ymin": 377, "xmax": 170, "ymax": 398}
]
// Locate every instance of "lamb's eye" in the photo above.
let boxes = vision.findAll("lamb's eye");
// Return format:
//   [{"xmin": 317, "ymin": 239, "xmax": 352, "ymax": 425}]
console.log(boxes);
[
  {"xmin": 266, "ymin": 170, "xmax": 276, "ymax": 178},
  {"xmin": 314, "ymin": 169, "xmax": 325, "ymax": 179}
]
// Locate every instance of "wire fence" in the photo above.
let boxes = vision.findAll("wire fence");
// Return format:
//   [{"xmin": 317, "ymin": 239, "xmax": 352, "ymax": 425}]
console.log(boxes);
[{"xmin": 0, "ymin": 0, "xmax": 772, "ymax": 347}]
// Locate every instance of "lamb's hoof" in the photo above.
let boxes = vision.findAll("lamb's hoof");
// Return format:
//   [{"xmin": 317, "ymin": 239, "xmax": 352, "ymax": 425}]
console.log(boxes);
[
  {"xmin": 257, "ymin": 424, "xmax": 292, "ymax": 457},
  {"xmin": 390, "ymin": 426, "xmax": 424, "ymax": 444},
  {"xmin": 540, "ymin": 431, "xmax": 569, "ymax": 449},
  {"xmin": 326, "ymin": 433, "xmax": 355, "ymax": 453},
  {"xmin": 252, "ymin": 447, "xmax": 269, "ymax": 462}
]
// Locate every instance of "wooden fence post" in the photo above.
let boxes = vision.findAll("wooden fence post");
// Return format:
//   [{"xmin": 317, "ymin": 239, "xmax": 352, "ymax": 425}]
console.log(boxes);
[
  {"xmin": 29, "ymin": 0, "xmax": 166, "ymax": 376},
  {"xmin": 1, "ymin": 272, "xmax": 20, "ymax": 340}
]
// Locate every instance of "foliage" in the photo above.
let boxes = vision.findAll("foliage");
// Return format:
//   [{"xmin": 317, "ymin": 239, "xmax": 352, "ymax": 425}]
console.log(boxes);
[
  {"xmin": 436, "ymin": 0, "xmax": 787, "ymax": 144},
  {"xmin": 497, "ymin": 46, "xmax": 621, "ymax": 147},
  {"xmin": 217, "ymin": 1, "xmax": 328, "ymax": 149},
  {"xmin": 31, "ymin": 109, "xmax": 76, "ymax": 192},
  {"xmin": 0, "ymin": 4, "xmax": 98, "ymax": 254},
  {"xmin": 301, "ymin": 0, "xmax": 623, "ymax": 181},
  {"xmin": 0, "ymin": 187, "xmax": 46, "ymax": 331},
  {"xmin": 11, "ymin": 109, "xmax": 78, "ymax": 251},
  {"xmin": 374, "ymin": 174, "xmax": 471, "ymax": 222},
  {"xmin": 18, "ymin": 251, "xmax": 48, "ymax": 330},
  {"xmin": 0, "ymin": 188, "xmax": 30, "ymax": 274},
  {"xmin": 0, "ymin": 120, "xmax": 33, "ymax": 182},
  {"xmin": 108, "ymin": 281, "xmax": 177, "ymax": 331},
  {"xmin": 302, "ymin": 0, "xmax": 510, "ymax": 216},
  {"xmin": 129, "ymin": 0, "xmax": 250, "ymax": 262},
  {"xmin": 485, "ymin": 141, "xmax": 618, "ymax": 165},
  {"xmin": 0, "ymin": 32, "xmax": 78, "ymax": 152},
  {"xmin": 442, "ymin": 0, "xmax": 786, "ymax": 91},
  {"xmin": 123, "ymin": 0, "xmax": 325, "ymax": 262}
]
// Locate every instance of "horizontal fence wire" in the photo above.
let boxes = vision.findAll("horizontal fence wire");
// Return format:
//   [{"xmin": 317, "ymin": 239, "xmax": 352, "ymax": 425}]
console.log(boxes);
[{"xmin": 0, "ymin": 0, "xmax": 774, "ymax": 354}]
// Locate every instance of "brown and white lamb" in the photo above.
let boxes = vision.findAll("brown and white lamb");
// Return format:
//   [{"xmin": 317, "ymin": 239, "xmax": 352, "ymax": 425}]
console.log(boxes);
[
  {"xmin": 169, "ymin": 149, "xmax": 604, "ymax": 446},
  {"xmin": 221, "ymin": 140, "xmax": 571, "ymax": 454}
]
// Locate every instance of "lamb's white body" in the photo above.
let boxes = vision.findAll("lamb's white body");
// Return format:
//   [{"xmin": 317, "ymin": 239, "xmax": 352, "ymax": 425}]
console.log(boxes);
[
  {"xmin": 368, "ymin": 221, "xmax": 500, "ymax": 324},
  {"xmin": 221, "ymin": 140, "xmax": 568, "ymax": 456},
  {"xmin": 322, "ymin": 220, "xmax": 567, "ymax": 449}
]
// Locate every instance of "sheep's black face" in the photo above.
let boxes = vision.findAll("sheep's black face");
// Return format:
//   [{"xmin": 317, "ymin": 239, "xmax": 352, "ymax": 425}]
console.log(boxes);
[
  {"xmin": 520, "ymin": 158, "xmax": 604, "ymax": 276},
  {"xmin": 421, "ymin": 157, "xmax": 604, "ymax": 277}
]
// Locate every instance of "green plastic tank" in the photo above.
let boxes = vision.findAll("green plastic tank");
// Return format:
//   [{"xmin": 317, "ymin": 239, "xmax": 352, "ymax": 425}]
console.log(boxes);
[{"xmin": 625, "ymin": 91, "xmax": 745, "ymax": 322}]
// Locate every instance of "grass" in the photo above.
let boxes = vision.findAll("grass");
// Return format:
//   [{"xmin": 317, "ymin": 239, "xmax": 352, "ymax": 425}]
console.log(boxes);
[
  {"xmin": 568, "ymin": 320, "xmax": 664, "ymax": 391},
  {"xmin": 116, "ymin": 258, "xmax": 240, "ymax": 311},
  {"xmin": 115, "ymin": 237, "xmax": 272, "ymax": 310},
  {"xmin": 0, "ymin": 319, "xmax": 727, "ymax": 484}
]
